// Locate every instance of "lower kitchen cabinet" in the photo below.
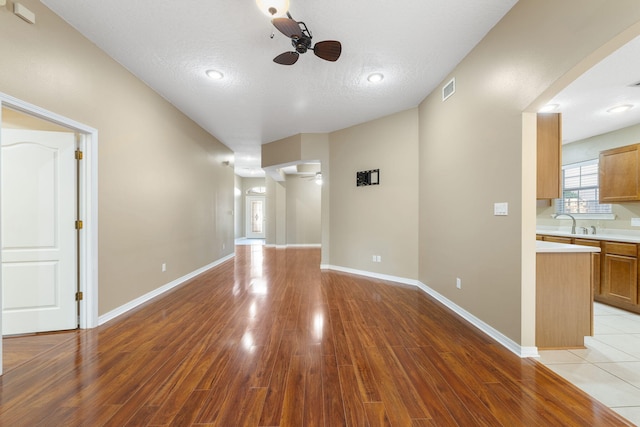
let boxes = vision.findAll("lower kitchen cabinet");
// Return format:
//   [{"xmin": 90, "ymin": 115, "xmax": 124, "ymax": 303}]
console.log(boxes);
[
  {"xmin": 536, "ymin": 251, "xmax": 592, "ymax": 348},
  {"xmin": 574, "ymin": 238, "xmax": 602, "ymax": 297},
  {"xmin": 600, "ymin": 241, "xmax": 638, "ymax": 308},
  {"xmin": 537, "ymin": 234, "xmax": 640, "ymax": 314}
]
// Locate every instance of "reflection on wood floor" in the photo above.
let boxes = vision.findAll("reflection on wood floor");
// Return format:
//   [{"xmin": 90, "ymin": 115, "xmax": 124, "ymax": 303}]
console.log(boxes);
[{"xmin": 0, "ymin": 246, "xmax": 633, "ymax": 426}]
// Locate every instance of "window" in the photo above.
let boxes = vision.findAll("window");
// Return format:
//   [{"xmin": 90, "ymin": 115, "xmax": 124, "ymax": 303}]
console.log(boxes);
[{"xmin": 555, "ymin": 159, "xmax": 612, "ymax": 215}]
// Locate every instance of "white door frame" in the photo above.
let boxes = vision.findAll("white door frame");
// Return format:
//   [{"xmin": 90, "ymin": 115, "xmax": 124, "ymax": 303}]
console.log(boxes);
[{"xmin": 0, "ymin": 93, "xmax": 99, "ymax": 340}]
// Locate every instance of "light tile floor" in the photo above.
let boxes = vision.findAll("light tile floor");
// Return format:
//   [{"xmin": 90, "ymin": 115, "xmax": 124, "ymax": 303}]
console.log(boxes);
[{"xmin": 539, "ymin": 302, "xmax": 640, "ymax": 425}]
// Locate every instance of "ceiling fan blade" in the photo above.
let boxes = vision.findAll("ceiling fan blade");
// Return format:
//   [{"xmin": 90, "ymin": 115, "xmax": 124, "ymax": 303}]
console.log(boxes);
[
  {"xmin": 272, "ymin": 17, "xmax": 303, "ymax": 39},
  {"xmin": 273, "ymin": 51, "xmax": 299, "ymax": 65},
  {"xmin": 313, "ymin": 40, "xmax": 342, "ymax": 62}
]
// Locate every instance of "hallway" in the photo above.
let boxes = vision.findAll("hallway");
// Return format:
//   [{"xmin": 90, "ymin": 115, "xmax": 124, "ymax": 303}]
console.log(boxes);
[{"xmin": 0, "ymin": 246, "xmax": 631, "ymax": 426}]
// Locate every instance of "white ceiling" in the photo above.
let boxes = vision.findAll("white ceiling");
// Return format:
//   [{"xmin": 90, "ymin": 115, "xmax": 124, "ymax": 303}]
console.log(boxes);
[
  {"xmin": 40, "ymin": 0, "xmax": 518, "ymax": 176},
  {"xmin": 548, "ymin": 34, "xmax": 640, "ymax": 145},
  {"xmin": 39, "ymin": 0, "xmax": 640, "ymax": 175}
]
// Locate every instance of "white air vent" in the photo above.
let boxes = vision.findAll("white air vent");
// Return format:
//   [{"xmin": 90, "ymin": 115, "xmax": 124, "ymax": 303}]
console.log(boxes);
[{"xmin": 442, "ymin": 78, "xmax": 455, "ymax": 101}]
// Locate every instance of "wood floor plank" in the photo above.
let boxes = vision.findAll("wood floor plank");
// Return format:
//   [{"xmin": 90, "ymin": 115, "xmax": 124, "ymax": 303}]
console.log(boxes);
[
  {"xmin": 279, "ymin": 355, "xmax": 306, "ymax": 426},
  {"xmin": 342, "ymin": 320, "xmax": 383, "ymax": 402},
  {"xmin": 415, "ymin": 345, "xmax": 503, "ymax": 426},
  {"xmin": 364, "ymin": 346, "xmax": 415, "ymax": 426},
  {"xmin": 328, "ymin": 307, "xmax": 352, "ymax": 367},
  {"xmin": 258, "ymin": 330, "xmax": 296, "ymax": 426},
  {"xmin": 337, "ymin": 365, "xmax": 369, "ymax": 427},
  {"xmin": 303, "ymin": 345, "xmax": 324, "ymax": 427},
  {"xmin": 322, "ymin": 355, "xmax": 347, "ymax": 427},
  {"xmin": 363, "ymin": 402, "xmax": 391, "ymax": 426},
  {"xmin": 0, "ymin": 246, "xmax": 633, "ymax": 426},
  {"xmin": 392, "ymin": 346, "xmax": 459, "ymax": 427}
]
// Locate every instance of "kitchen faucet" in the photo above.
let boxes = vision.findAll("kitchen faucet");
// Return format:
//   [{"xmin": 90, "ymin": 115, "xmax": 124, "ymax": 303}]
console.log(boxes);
[{"xmin": 552, "ymin": 213, "xmax": 576, "ymax": 234}]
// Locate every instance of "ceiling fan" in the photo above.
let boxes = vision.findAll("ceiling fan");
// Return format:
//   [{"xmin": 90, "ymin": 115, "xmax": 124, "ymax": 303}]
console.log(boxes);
[
  {"xmin": 298, "ymin": 171, "xmax": 323, "ymax": 184},
  {"xmin": 271, "ymin": 12, "xmax": 342, "ymax": 65}
]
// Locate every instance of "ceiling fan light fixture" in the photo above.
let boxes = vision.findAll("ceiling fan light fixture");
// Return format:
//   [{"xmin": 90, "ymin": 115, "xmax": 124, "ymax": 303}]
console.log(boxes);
[
  {"xmin": 205, "ymin": 69, "xmax": 224, "ymax": 80},
  {"xmin": 607, "ymin": 104, "xmax": 633, "ymax": 114},
  {"xmin": 256, "ymin": 0, "xmax": 289, "ymax": 17},
  {"xmin": 367, "ymin": 73, "xmax": 384, "ymax": 83}
]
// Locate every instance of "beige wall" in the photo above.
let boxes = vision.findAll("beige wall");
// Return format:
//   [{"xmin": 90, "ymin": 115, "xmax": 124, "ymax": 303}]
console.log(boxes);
[
  {"xmin": 329, "ymin": 108, "xmax": 419, "ymax": 278},
  {"xmin": 285, "ymin": 175, "xmax": 321, "ymax": 245},
  {"xmin": 0, "ymin": 0, "xmax": 234, "ymax": 315},
  {"xmin": 261, "ymin": 134, "xmax": 302, "ymax": 168},
  {"xmin": 419, "ymin": 0, "xmax": 640, "ymax": 344},
  {"xmin": 538, "ymin": 122, "xmax": 640, "ymax": 231}
]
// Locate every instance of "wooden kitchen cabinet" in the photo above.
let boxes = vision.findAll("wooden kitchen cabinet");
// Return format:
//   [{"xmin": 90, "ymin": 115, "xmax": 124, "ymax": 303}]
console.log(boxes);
[
  {"xmin": 599, "ymin": 143, "xmax": 640, "ymax": 202},
  {"xmin": 573, "ymin": 238, "xmax": 602, "ymax": 297},
  {"xmin": 537, "ymin": 234, "xmax": 640, "ymax": 314},
  {"xmin": 541, "ymin": 235, "xmax": 572, "ymax": 244},
  {"xmin": 600, "ymin": 241, "xmax": 638, "ymax": 307},
  {"xmin": 537, "ymin": 251, "xmax": 592, "ymax": 348},
  {"xmin": 537, "ymin": 113, "xmax": 562, "ymax": 200}
]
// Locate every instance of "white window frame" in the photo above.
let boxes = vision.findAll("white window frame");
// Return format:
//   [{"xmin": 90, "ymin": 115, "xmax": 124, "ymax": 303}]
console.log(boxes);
[{"xmin": 554, "ymin": 159, "xmax": 615, "ymax": 220}]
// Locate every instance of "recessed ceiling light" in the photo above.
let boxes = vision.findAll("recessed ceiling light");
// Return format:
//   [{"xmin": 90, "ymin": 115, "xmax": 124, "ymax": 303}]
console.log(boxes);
[
  {"xmin": 206, "ymin": 69, "xmax": 224, "ymax": 80},
  {"xmin": 367, "ymin": 73, "xmax": 384, "ymax": 83},
  {"xmin": 539, "ymin": 103, "xmax": 559, "ymax": 112},
  {"xmin": 607, "ymin": 104, "xmax": 633, "ymax": 114}
]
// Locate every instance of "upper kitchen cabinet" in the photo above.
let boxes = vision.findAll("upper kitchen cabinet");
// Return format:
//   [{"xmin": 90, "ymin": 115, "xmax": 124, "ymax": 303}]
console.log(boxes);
[
  {"xmin": 599, "ymin": 143, "xmax": 640, "ymax": 202},
  {"xmin": 537, "ymin": 113, "xmax": 562, "ymax": 200}
]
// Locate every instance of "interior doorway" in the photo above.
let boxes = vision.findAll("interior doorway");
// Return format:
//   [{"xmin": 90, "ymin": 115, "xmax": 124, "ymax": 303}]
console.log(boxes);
[
  {"xmin": 246, "ymin": 196, "xmax": 266, "ymax": 239},
  {"xmin": 0, "ymin": 93, "xmax": 99, "ymax": 375}
]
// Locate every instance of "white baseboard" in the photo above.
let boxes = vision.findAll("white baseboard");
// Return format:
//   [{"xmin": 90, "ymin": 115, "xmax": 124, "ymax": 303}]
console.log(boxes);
[
  {"xmin": 322, "ymin": 264, "xmax": 421, "ymax": 287},
  {"xmin": 413, "ymin": 281, "xmax": 538, "ymax": 358},
  {"xmin": 98, "ymin": 253, "xmax": 235, "ymax": 326},
  {"xmin": 323, "ymin": 264, "xmax": 538, "ymax": 358}
]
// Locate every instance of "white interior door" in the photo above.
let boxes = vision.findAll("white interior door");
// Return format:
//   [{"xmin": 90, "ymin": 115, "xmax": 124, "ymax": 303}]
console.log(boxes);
[
  {"xmin": 1, "ymin": 129, "xmax": 77, "ymax": 335},
  {"xmin": 246, "ymin": 196, "xmax": 266, "ymax": 239}
]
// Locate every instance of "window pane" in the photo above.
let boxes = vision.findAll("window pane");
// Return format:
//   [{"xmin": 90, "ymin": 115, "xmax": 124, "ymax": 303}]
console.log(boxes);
[
  {"xmin": 564, "ymin": 176, "xmax": 580, "ymax": 189},
  {"xmin": 564, "ymin": 167, "xmax": 580, "ymax": 177},
  {"xmin": 581, "ymin": 174, "xmax": 598, "ymax": 187},
  {"xmin": 557, "ymin": 160, "xmax": 611, "ymax": 215}
]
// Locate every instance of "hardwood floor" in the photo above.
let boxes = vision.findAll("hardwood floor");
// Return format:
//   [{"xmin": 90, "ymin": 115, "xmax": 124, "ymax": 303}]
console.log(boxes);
[{"xmin": 0, "ymin": 245, "xmax": 633, "ymax": 426}]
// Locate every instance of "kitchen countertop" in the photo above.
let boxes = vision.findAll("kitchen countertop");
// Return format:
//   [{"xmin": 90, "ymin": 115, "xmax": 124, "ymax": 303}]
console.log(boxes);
[
  {"xmin": 536, "ymin": 240, "xmax": 601, "ymax": 253},
  {"xmin": 537, "ymin": 226, "xmax": 640, "ymax": 244}
]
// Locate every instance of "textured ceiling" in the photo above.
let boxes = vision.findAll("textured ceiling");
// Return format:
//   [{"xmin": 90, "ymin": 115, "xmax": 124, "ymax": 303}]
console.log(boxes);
[
  {"xmin": 40, "ymin": 0, "xmax": 518, "ymax": 176},
  {"xmin": 38, "ymin": 1, "xmax": 640, "ymax": 175}
]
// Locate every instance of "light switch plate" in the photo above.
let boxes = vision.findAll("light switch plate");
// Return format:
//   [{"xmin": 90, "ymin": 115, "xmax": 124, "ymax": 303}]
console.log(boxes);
[{"xmin": 494, "ymin": 202, "xmax": 508, "ymax": 216}]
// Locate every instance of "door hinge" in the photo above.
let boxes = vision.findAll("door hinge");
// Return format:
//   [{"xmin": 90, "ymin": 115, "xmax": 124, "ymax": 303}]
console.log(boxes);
[
  {"xmin": 75, "ymin": 220, "xmax": 83, "ymax": 230},
  {"xmin": 75, "ymin": 291, "xmax": 84, "ymax": 301},
  {"xmin": 75, "ymin": 149, "xmax": 83, "ymax": 160}
]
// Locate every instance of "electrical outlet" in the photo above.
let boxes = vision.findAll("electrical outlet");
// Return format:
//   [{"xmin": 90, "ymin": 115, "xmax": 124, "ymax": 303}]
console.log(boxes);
[
  {"xmin": 162, "ymin": 263, "xmax": 167, "ymax": 272},
  {"xmin": 456, "ymin": 277, "xmax": 462, "ymax": 289}
]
